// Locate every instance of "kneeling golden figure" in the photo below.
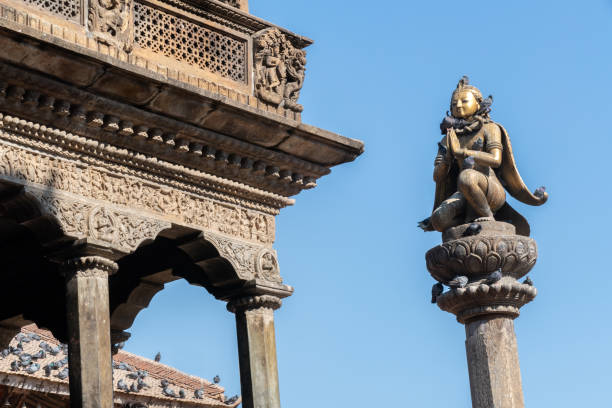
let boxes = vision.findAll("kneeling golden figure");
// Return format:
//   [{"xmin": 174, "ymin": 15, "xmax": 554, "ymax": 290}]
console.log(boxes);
[{"xmin": 419, "ymin": 76, "xmax": 548, "ymax": 235}]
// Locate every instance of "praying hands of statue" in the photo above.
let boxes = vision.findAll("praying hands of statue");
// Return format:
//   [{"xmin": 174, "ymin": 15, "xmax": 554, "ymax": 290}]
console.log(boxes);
[{"xmin": 447, "ymin": 128, "xmax": 502, "ymax": 169}]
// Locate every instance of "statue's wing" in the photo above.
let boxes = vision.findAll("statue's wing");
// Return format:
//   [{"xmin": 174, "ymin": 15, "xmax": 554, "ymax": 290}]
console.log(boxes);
[
  {"xmin": 433, "ymin": 161, "xmax": 458, "ymax": 212},
  {"xmin": 494, "ymin": 202, "xmax": 530, "ymax": 237},
  {"xmin": 497, "ymin": 124, "xmax": 548, "ymax": 206}
]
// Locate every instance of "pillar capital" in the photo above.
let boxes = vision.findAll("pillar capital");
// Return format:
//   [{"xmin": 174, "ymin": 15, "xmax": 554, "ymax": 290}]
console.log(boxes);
[
  {"xmin": 61, "ymin": 256, "xmax": 119, "ymax": 278},
  {"xmin": 436, "ymin": 279, "xmax": 537, "ymax": 323},
  {"xmin": 227, "ymin": 294, "xmax": 282, "ymax": 314}
]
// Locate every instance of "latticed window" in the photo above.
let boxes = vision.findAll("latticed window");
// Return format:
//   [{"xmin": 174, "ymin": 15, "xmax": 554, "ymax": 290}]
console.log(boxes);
[
  {"xmin": 133, "ymin": 2, "xmax": 247, "ymax": 83},
  {"xmin": 18, "ymin": 0, "xmax": 81, "ymax": 22}
]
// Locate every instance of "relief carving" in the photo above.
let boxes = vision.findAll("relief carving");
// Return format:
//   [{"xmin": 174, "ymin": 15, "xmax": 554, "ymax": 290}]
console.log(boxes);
[
  {"xmin": 89, "ymin": 0, "xmax": 134, "ymax": 51},
  {"xmin": 254, "ymin": 28, "xmax": 306, "ymax": 112},
  {"xmin": 0, "ymin": 139, "xmax": 275, "ymax": 245},
  {"xmin": 205, "ymin": 233, "xmax": 257, "ymax": 280},
  {"xmin": 255, "ymin": 248, "xmax": 281, "ymax": 283}
]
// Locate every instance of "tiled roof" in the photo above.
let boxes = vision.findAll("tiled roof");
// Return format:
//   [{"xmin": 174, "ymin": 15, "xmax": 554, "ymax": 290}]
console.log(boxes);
[{"xmin": 0, "ymin": 325, "xmax": 241, "ymax": 407}]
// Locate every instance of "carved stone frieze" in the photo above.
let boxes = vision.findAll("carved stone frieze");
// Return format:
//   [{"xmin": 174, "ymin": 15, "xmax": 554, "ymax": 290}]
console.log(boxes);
[
  {"xmin": 89, "ymin": 0, "xmax": 134, "ymax": 51},
  {"xmin": 205, "ymin": 233, "xmax": 258, "ymax": 280},
  {"xmin": 30, "ymin": 189, "xmax": 172, "ymax": 253},
  {"xmin": 0, "ymin": 122, "xmax": 277, "ymax": 245},
  {"xmin": 254, "ymin": 28, "xmax": 307, "ymax": 112}
]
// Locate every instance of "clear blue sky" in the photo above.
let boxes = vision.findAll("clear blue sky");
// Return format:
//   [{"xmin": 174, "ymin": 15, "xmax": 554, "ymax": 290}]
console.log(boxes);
[{"xmin": 126, "ymin": 1, "xmax": 612, "ymax": 406}]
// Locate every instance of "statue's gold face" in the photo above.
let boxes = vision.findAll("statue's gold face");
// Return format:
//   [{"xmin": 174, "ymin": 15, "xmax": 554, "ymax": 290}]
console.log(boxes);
[{"xmin": 451, "ymin": 90, "xmax": 480, "ymax": 118}]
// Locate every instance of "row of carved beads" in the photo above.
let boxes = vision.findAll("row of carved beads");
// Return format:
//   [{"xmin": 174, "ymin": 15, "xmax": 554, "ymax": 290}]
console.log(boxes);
[
  {"xmin": 0, "ymin": 83, "xmax": 318, "ymax": 191},
  {"xmin": 226, "ymin": 295, "xmax": 282, "ymax": 313},
  {"xmin": 426, "ymin": 235, "xmax": 537, "ymax": 282}
]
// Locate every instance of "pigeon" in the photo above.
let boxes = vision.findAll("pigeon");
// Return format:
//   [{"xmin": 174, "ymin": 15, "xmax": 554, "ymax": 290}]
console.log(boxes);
[
  {"xmin": 26, "ymin": 363, "xmax": 40, "ymax": 374},
  {"xmin": 154, "ymin": 352, "xmax": 161, "ymax": 362},
  {"xmin": 117, "ymin": 362, "xmax": 133, "ymax": 371},
  {"xmin": 448, "ymin": 276, "xmax": 469, "ymax": 289},
  {"xmin": 127, "ymin": 372, "xmax": 139, "ymax": 379},
  {"xmin": 464, "ymin": 223, "xmax": 482, "ymax": 236},
  {"xmin": 417, "ymin": 217, "xmax": 433, "ymax": 232},
  {"xmin": 431, "ymin": 283, "xmax": 444, "ymax": 304},
  {"xmin": 116, "ymin": 342, "xmax": 125, "ymax": 350},
  {"xmin": 48, "ymin": 345, "xmax": 61, "ymax": 356},
  {"xmin": 162, "ymin": 386, "xmax": 177, "ymax": 398},
  {"xmin": 226, "ymin": 395, "xmax": 239, "ymax": 404},
  {"xmin": 10, "ymin": 361, "xmax": 19, "ymax": 371},
  {"xmin": 194, "ymin": 388, "xmax": 205, "ymax": 399},
  {"xmin": 1, "ymin": 349, "xmax": 9, "ymax": 358},
  {"xmin": 19, "ymin": 354, "xmax": 32, "ymax": 366},
  {"xmin": 524, "ymin": 276, "xmax": 534, "ymax": 286},
  {"xmin": 10, "ymin": 346, "xmax": 22, "ymax": 356},
  {"xmin": 43, "ymin": 365, "xmax": 52, "ymax": 376},
  {"xmin": 462, "ymin": 156, "xmax": 475, "ymax": 169},
  {"xmin": 437, "ymin": 141, "xmax": 448, "ymax": 156},
  {"xmin": 179, "ymin": 389, "xmax": 186, "ymax": 398},
  {"xmin": 213, "ymin": 375, "xmax": 220, "ymax": 384},
  {"xmin": 486, "ymin": 270, "xmax": 503, "ymax": 285},
  {"xmin": 117, "ymin": 379, "xmax": 129, "ymax": 391},
  {"xmin": 56, "ymin": 368, "xmax": 69, "ymax": 380},
  {"xmin": 28, "ymin": 333, "xmax": 41, "ymax": 341},
  {"xmin": 534, "ymin": 186, "xmax": 546, "ymax": 199},
  {"xmin": 137, "ymin": 370, "xmax": 148, "ymax": 378},
  {"xmin": 58, "ymin": 357, "xmax": 68, "ymax": 367},
  {"xmin": 15, "ymin": 334, "xmax": 26, "ymax": 343},
  {"xmin": 160, "ymin": 379, "xmax": 169, "ymax": 388},
  {"xmin": 130, "ymin": 382, "xmax": 139, "ymax": 393},
  {"xmin": 137, "ymin": 377, "xmax": 148, "ymax": 390},
  {"xmin": 47, "ymin": 361, "xmax": 60, "ymax": 370},
  {"xmin": 471, "ymin": 138, "xmax": 483, "ymax": 151},
  {"xmin": 479, "ymin": 95, "xmax": 494, "ymax": 114},
  {"xmin": 32, "ymin": 350, "xmax": 46, "ymax": 359}
]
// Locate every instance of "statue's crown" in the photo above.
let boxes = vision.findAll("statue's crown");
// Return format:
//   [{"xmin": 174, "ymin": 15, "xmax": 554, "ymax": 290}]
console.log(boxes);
[{"xmin": 452, "ymin": 76, "xmax": 483, "ymax": 103}]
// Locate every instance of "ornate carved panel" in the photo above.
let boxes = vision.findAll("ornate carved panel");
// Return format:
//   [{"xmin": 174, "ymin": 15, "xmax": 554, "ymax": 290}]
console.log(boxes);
[
  {"xmin": 88, "ymin": 0, "xmax": 134, "ymax": 51},
  {"xmin": 254, "ymin": 28, "xmax": 307, "ymax": 112},
  {"xmin": 19, "ymin": 0, "xmax": 81, "ymax": 23},
  {"xmin": 134, "ymin": 1, "xmax": 247, "ymax": 83}
]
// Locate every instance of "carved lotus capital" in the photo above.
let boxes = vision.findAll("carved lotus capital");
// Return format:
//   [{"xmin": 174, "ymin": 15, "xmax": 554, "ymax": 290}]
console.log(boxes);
[
  {"xmin": 436, "ymin": 279, "xmax": 537, "ymax": 323},
  {"xmin": 426, "ymin": 222, "xmax": 537, "ymax": 283},
  {"xmin": 226, "ymin": 294, "xmax": 282, "ymax": 313},
  {"xmin": 61, "ymin": 256, "xmax": 119, "ymax": 278}
]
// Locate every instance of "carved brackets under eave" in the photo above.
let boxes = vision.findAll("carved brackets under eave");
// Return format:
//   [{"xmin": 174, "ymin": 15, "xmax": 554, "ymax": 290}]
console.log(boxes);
[
  {"xmin": 26, "ymin": 187, "xmax": 171, "ymax": 254},
  {"xmin": 204, "ymin": 232, "xmax": 282, "ymax": 283},
  {"xmin": 89, "ymin": 0, "xmax": 134, "ymax": 52}
]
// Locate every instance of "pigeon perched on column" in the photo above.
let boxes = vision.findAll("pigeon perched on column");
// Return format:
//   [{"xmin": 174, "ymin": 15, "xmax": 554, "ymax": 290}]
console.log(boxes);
[
  {"xmin": 431, "ymin": 283, "xmax": 444, "ymax": 304},
  {"xmin": 448, "ymin": 276, "xmax": 468, "ymax": 289},
  {"xmin": 523, "ymin": 276, "xmax": 533, "ymax": 286},
  {"xmin": 485, "ymin": 269, "xmax": 502, "ymax": 285},
  {"xmin": 464, "ymin": 223, "xmax": 482, "ymax": 236}
]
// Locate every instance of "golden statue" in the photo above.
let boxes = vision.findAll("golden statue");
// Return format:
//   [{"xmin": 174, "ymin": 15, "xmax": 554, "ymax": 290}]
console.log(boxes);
[{"xmin": 419, "ymin": 76, "xmax": 548, "ymax": 235}]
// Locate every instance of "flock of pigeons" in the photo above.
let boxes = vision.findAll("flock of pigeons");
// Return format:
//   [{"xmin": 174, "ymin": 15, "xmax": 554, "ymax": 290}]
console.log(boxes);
[
  {"xmin": 0, "ymin": 332, "xmax": 69, "ymax": 379},
  {"xmin": 0, "ymin": 334, "xmax": 240, "ymax": 406}
]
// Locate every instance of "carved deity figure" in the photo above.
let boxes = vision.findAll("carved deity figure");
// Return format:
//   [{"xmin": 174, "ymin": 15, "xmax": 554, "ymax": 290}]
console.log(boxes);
[
  {"xmin": 88, "ymin": 0, "xmax": 133, "ymax": 51},
  {"xmin": 419, "ymin": 77, "xmax": 548, "ymax": 236},
  {"xmin": 254, "ymin": 28, "xmax": 306, "ymax": 112}
]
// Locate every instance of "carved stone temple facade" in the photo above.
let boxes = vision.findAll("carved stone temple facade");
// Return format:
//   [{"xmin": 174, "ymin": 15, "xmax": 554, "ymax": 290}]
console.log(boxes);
[{"xmin": 0, "ymin": 0, "xmax": 364, "ymax": 407}]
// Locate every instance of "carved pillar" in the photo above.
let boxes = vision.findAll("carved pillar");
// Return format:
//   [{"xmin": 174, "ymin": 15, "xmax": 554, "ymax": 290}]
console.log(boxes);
[
  {"xmin": 63, "ymin": 256, "xmax": 118, "ymax": 408},
  {"xmin": 427, "ymin": 221, "xmax": 538, "ymax": 408},
  {"xmin": 227, "ymin": 295, "xmax": 283, "ymax": 408}
]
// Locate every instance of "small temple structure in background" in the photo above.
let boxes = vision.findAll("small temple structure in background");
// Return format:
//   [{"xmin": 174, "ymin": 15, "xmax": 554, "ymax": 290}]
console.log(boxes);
[{"xmin": 0, "ymin": 325, "xmax": 241, "ymax": 408}]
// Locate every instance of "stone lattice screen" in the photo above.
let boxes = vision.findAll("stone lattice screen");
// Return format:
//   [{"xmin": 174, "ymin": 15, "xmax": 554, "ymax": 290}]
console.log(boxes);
[
  {"xmin": 133, "ymin": 1, "xmax": 247, "ymax": 83},
  {"xmin": 20, "ymin": 0, "xmax": 81, "ymax": 22}
]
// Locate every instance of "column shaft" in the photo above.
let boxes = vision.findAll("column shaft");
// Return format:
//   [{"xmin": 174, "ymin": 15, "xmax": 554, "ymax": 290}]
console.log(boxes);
[
  {"xmin": 64, "ymin": 256, "xmax": 117, "ymax": 408},
  {"xmin": 465, "ymin": 316, "xmax": 525, "ymax": 408},
  {"xmin": 230, "ymin": 295, "xmax": 282, "ymax": 408}
]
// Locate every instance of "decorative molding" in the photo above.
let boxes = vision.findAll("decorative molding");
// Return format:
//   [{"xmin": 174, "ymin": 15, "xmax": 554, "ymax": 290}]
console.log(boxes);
[
  {"xmin": 62, "ymin": 256, "xmax": 119, "ymax": 278},
  {"xmin": 0, "ymin": 133, "xmax": 276, "ymax": 246},
  {"xmin": 254, "ymin": 28, "xmax": 306, "ymax": 113},
  {"xmin": 436, "ymin": 280, "xmax": 537, "ymax": 324},
  {"xmin": 226, "ymin": 294, "xmax": 281, "ymax": 313},
  {"xmin": 205, "ymin": 233, "xmax": 258, "ymax": 280}
]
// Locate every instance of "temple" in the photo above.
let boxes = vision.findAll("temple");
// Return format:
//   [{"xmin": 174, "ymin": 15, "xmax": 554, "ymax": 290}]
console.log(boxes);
[{"xmin": 0, "ymin": 0, "xmax": 364, "ymax": 407}]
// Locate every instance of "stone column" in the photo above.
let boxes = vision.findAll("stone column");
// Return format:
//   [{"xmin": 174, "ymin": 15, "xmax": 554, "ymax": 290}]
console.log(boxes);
[
  {"xmin": 227, "ymin": 295, "xmax": 282, "ymax": 408},
  {"xmin": 427, "ymin": 221, "xmax": 538, "ymax": 408},
  {"xmin": 63, "ymin": 256, "xmax": 118, "ymax": 408}
]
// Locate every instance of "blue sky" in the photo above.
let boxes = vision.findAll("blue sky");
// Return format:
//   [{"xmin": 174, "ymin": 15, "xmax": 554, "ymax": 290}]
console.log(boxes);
[{"xmin": 126, "ymin": 1, "xmax": 612, "ymax": 406}]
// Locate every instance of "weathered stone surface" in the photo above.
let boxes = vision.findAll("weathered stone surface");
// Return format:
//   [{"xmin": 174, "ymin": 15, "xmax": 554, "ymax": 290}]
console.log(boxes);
[
  {"xmin": 228, "ymin": 295, "xmax": 282, "ymax": 408},
  {"xmin": 465, "ymin": 317, "xmax": 525, "ymax": 408},
  {"xmin": 64, "ymin": 256, "xmax": 117, "ymax": 408},
  {"xmin": 89, "ymin": 70, "xmax": 160, "ymax": 105}
]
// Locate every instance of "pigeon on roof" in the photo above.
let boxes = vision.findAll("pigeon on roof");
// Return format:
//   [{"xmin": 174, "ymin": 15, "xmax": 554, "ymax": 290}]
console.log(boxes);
[
  {"xmin": 194, "ymin": 388, "xmax": 205, "ymax": 399},
  {"xmin": 56, "ymin": 368, "xmax": 68, "ymax": 380},
  {"xmin": 213, "ymin": 375, "xmax": 220, "ymax": 384},
  {"xmin": 154, "ymin": 352, "xmax": 161, "ymax": 362}
]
